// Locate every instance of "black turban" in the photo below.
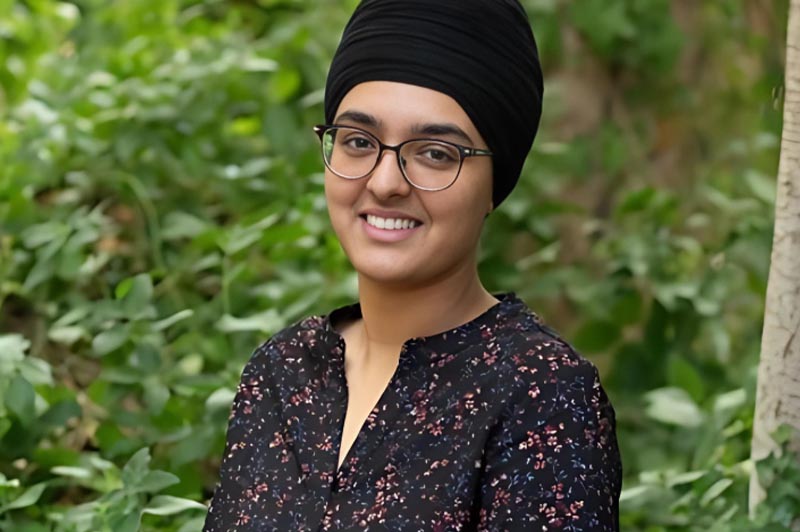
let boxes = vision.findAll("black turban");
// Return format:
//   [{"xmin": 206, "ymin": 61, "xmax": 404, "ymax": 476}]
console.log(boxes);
[{"xmin": 324, "ymin": 0, "xmax": 544, "ymax": 208}]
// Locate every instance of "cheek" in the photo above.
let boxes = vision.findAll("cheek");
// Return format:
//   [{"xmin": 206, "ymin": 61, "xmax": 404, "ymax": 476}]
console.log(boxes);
[
  {"xmin": 432, "ymin": 173, "xmax": 492, "ymax": 230},
  {"xmin": 446, "ymin": 173, "xmax": 492, "ymax": 244},
  {"xmin": 324, "ymin": 174, "xmax": 355, "ymax": 213},
  {"xmin": 425, "ymin": 190, "xmax": 488, "ymax": 254},
  {"xmin": 324, "ymin": 177, "xmax": 344, "ymax": 230},
  {"xmin": 324, "ymin": 174, "xmax": 364, "ymax": 246}
]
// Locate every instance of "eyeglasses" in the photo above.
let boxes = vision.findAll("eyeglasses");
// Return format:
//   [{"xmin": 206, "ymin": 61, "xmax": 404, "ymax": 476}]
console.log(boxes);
[{"xmin": 312, "ymin": 124, "xmax": 492, "ymax": 192}]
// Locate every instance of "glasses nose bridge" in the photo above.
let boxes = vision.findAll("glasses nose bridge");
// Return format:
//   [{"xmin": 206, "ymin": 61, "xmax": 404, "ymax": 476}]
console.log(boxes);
[{"xmin": 374, "ymin": 140, "xmax": 407, "ymax": 176}]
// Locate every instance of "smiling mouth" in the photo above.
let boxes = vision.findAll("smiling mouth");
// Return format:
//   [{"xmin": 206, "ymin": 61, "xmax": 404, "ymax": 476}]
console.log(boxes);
[{"xmin": 361, "ymin": 214, "xmax": 421, "ymax": 230}]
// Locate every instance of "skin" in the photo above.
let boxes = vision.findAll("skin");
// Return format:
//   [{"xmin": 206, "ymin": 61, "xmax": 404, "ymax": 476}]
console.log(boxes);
[{"xmin": 323, "ymin": 81, "xmax": 500, "ymax": 470}]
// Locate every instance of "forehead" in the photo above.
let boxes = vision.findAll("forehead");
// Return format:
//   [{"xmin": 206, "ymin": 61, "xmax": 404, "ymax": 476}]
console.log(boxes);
[{"xmin": 334, "ymin": 81, "xmax": 479, "ymax": 136}]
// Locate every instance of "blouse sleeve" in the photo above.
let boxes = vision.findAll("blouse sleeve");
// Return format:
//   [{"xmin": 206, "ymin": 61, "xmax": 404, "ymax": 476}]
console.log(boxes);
[
  {"xmin": 476, "ymin": 356, "xmax": 622, "ymax": 531},
  {"xmin": 203, "ymin": 340, "xmax": 277, "ymax": 531}
]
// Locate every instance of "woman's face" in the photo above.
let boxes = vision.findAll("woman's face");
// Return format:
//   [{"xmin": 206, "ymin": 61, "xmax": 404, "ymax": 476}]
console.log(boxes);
[{"xmin": 324, "ymin": 81, "xmax": 494, "ymax": 287}]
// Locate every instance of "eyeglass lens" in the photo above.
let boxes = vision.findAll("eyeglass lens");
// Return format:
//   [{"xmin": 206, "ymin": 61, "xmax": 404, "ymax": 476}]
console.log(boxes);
[{"xmin": 321, "ymin": 126, "xmax": 462, "ymax": 190}]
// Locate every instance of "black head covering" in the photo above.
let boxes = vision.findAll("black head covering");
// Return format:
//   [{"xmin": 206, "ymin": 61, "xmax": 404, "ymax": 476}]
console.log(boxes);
[{"xmin": 324, "ymin": 0, "xmax": 543, "ymax": 208}]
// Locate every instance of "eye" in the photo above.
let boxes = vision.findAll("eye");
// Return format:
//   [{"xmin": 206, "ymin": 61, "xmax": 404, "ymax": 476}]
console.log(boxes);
[
  {"xmin": 414, "ymin": 143, "xmax": 459, "ymax": 164},
  {"xmin": 425, "ymin": 148, "xmax": 456, "ymax": 162},
  {"xmin": 344, "ymin": 135, "xmax": 376, "ymax": 150}
]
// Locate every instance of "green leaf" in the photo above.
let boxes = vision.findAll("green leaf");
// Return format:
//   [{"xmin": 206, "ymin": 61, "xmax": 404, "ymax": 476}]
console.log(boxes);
[
  {"xmin": 700, "ymin": 478, "xmax": 734, "ymax": 507},
  {"xmin": 153, "ymin": 309, "xmax": 194, "ymax": 331},
  {"xmin": 618, "ymin": 484, "xmax": 661, "ymax": 505},
  {"xmin": 161, "ymin": 211, "xmax": 208, "ymax": 240},
  {"xmin": 19, "ymin": 356, "xmax": 53, "ymax": 385},
  {"xmin": 113, "ymin": 510, "xmax": 142, "ymax": 532},
  {"xmin": 142, "ymin": 495, "xmax": 206, "ymax": 516},
  {"xmin": 132, "ymin": 343, "xmax": 161, "ymax": 373},
  {"xmin": 23, "ymin": 253, "xmax": 57, "ymax": 291},
  {"xmin": 713, "ymin": 388, "xmax": 747, "ymax": 424},
  {"xmin": 48, "ymin": 325, "xmax": 87, "ymax": 345},
  {"xmin": 216, "ymin": 309, "xmax": 283, "ymax": 333},
  {"xmin": 616, "ymin": 186, "xmax": 657, "ymax": 214},
  {"xmin": 92, "ymin": 324, "xmax": 130, "ymax": 356},
  {"xmin": 744, "ymin": 170, "xmax": 776, "ymax": 205},
  {"xmin": 205, "ymin": 387, "xmax": 236, "ymax": 413},
  {"xmin": 52, "ymin": 306, "xmax": 92, "ymax": 327},
  {"xmin": 0, "ymin": 482, "xmax": 47, "ymax": 512},
  {"xmin": 666, "ymin": 470, "xmax": 706, "ymax": 487},
  {"xmin": 142, "ymin": 377, "xmax": 170, "ymax": 415},
  {"xmin": 51, "ymin": 466, "xmax": 93, "ymax": 479},
  {"xmin": 131, "ymin": 470, "xmax": 179, "ymax": 494},
  {"xmin": 0, "ymin": 475, "xmax": 20, "ymax": 488},
  {"xmin": 39, "ymin": 399, "xmax": 82, "ymax": 429},
  {"xmin": 644, "ymin": 387, "xmax": 704, "ymax": 428},
  {"xmin": 119, "ymin": 273, "xmax": 153, "ymax": 316},
  {"xmin": 114, "ymin": 276, "xmax": 132, "ymax": 300},
  {"xmin": 0, "ymin": 335, "xmax": 30, "ymax": 366},
  {"xmin": 21, "ymin": 221, "xmax": 69, "ymax": 249},
  {"xmin": 218, "ymin": 214, "xmax": 280, "ymax": 255},
  {"xmin": 653, "ymin": 281, "xmax": 699, "ymax": 310},
  {"xmin": 666, "ymin": 355, "xmax": 705, "ymax": 403},
  {"xmin": 171, "ymin": 427, "xmax": 214, "ymax": 466},
  {"xmin": 240, "ymin": 56, "xmax": 279, "ymax": 72},
  {"xmin": 121, "ymin": 448, "xmax": 151, "ymax": 486},
  {"xmin": 178, "ymin": 517, "xmax": 208, "ymax": 532},
  {"xmin": 5, "ymin": 374, "xmax": 36, "ymax": 423}
]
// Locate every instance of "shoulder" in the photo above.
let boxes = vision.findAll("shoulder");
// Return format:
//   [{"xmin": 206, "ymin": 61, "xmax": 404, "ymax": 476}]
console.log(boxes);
[
  {"xmin": 238, "ymin": 314, "xmax": 332, "ymax": 385},
  {"xmin": 479, "ymin": 314, "xmax": 622, "ymax": 529},
  {"xmin": 489, "ymin": 314, "xmax": 619, "ymax": 468},
  {"xmin": 252, "ymin": 313, "xmax": 327, "ymax": 353},
  {"xmin": 495, "ymin": 313, "xmax": 611, "ymax": 421}
]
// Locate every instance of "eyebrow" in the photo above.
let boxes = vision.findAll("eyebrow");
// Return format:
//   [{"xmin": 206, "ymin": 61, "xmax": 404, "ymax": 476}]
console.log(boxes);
[{"xmin": 333, "ymin": 110, "xmax": 476, "ymax": 145}]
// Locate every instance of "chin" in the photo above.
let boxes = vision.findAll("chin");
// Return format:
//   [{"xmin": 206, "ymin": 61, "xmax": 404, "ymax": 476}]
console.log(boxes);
[{"xmin": 349, "ymin": 256, "xmax": 423, "ymax": 286}]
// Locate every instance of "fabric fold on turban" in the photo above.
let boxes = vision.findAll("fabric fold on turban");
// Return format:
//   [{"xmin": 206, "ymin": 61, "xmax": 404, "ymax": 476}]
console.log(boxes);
[{"xmin": 324, "ymin": 0, "xmax": 544, "ymax": 208}]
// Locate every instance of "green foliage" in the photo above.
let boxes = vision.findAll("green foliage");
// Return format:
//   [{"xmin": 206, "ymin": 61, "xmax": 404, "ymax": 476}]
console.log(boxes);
[
  {"xmin": 0, "ymin": 0, "xmax": 795, "ymax": 530},
  {"xmin": 1, "ymin": 447, "xmax": 206, "ymax": 531},
  {"xmin": 568, "ymin": 0, "xmax": 682, "ymax": 74}
]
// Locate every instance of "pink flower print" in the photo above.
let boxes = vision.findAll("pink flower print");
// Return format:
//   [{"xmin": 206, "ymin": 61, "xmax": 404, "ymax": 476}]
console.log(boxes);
[
  {"xmin": 427, "ymin": 421, "xmax": 444, "ymax": 436},
  {"xmin": 527, "ymin": 384, "xmax": 541, "ymax": 399},
  {"xmin": 289, "ymin": 386, "xmax": 313, "ymax": 405},
  {"xmin": 269, "ymin": 431, "xmax": 285, "ymax": 448},
  {"xmin": 235, "ymin": 511, "xmax": 251, "ymax": 525}
]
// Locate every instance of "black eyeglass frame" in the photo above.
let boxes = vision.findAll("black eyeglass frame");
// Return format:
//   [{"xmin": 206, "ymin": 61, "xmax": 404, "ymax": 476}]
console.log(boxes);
[{"xmin": 313, "ymin": 124, "xmax": 493, "ymax": 192}]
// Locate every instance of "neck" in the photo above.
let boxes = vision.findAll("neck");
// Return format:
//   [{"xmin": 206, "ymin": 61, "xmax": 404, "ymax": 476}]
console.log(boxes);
[{"xmin": 353, "ymin": 258, "xmax": 499, "ymax": 356}]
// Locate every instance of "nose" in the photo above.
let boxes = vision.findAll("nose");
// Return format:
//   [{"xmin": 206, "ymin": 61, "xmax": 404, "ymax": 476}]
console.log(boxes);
[{"xmin": 365, "ymin": 147, "xmax": 413, "ymax": 199}]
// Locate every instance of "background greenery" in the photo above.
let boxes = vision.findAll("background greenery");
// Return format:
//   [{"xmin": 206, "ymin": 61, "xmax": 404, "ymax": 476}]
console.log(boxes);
[{"xmin": 1, "ymin": 0, "xmax": 797, "ymax": 530}]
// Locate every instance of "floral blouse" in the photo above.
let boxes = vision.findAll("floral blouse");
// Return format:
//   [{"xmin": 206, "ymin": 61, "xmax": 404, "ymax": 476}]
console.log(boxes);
[{"xmin": 203, "ymin": 292, "xmax": 621, "ymax": 531}]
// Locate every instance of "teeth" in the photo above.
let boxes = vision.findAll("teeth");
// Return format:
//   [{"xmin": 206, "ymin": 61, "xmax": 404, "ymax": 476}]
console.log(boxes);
[{"xmin": 366, "ymin": 214, "xmax": 419, "ymax": 230}]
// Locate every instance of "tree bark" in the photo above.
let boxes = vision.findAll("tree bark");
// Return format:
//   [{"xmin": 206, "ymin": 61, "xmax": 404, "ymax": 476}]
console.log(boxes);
[{"xmin": 749, "ymin": 0, "xmax": 800, "ymax": 518}]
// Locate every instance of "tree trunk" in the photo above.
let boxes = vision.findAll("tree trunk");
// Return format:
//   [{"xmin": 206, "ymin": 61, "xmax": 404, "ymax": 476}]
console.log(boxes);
[{"xmin": 749, "ymin": 0, "xmax": 800, "ymax": 517}]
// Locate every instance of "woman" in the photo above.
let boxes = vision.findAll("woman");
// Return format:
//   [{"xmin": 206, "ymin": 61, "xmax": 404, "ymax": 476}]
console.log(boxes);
[{"xmin": 204, "ymin": 1, "xmax": 622, "ymax": 530}]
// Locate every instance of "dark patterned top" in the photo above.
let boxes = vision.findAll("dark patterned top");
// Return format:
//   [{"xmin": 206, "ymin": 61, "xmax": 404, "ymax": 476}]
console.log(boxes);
[{"xmin": 204, "ymin": 292, "xmax": 621, "ymax": 531}]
